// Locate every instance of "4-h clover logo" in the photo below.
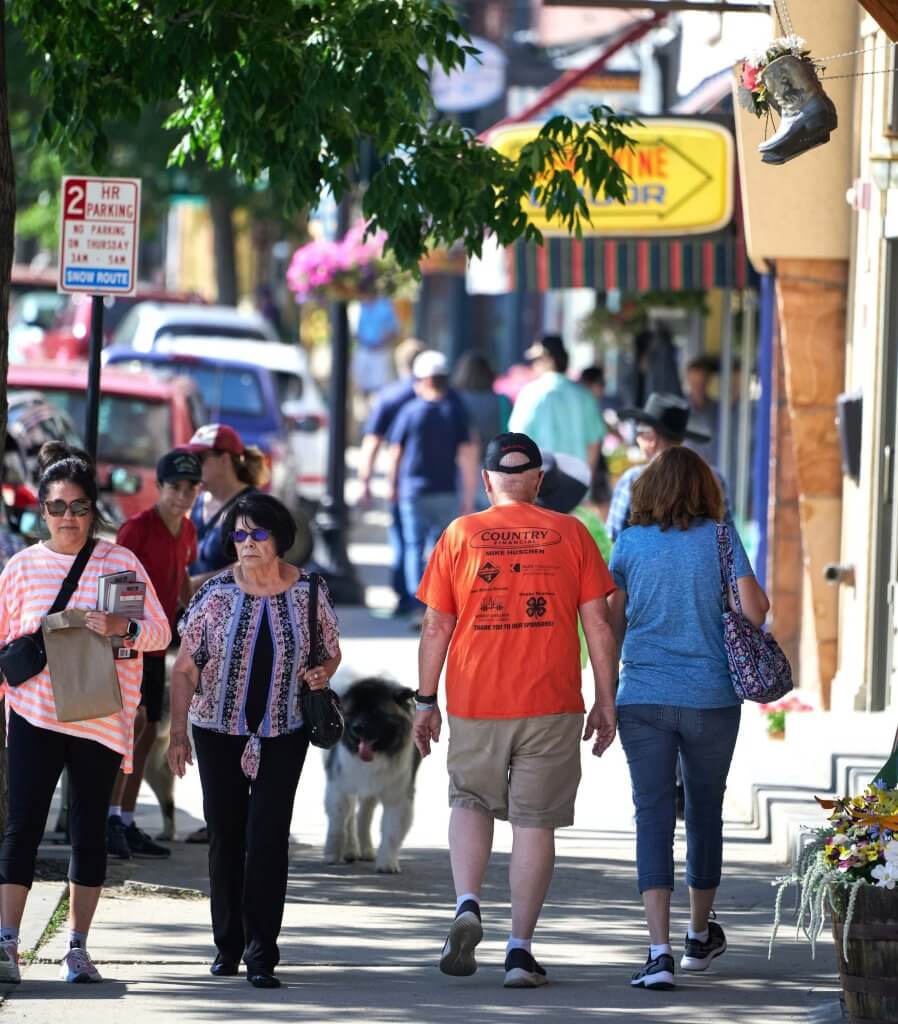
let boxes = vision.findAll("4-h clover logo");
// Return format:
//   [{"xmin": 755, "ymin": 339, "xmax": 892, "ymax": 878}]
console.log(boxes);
[{"xmin": 526, "ymin": 596, "xmax": 547, "ymax": 618}]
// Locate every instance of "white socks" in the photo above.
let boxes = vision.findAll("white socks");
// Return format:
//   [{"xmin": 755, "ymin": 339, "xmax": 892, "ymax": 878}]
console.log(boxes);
[
  {"xmin": 688, "ymin": 927, "xmax": 710, "ymax": 943},
  {"xmin": 506, "ymin": 937, "xmax": 532, "ymax": 954},
  {"xmin": 455, "ymin": 893, "xmax": 479, "ymax": 913},
  {"xmin": 108, "ymin": 806, "xmax": 121, "ymax": 820},
  {"xmin": 121, "ymin": 811, "xmax": 135, "ymax": 827},
  {"xmin": 650, "ymin": 943, "xmax": 672, "ymax": 960}
]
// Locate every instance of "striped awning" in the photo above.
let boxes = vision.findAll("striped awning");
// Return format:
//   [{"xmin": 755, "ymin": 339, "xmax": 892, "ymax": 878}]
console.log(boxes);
[{"xmin": 509, "ymin": 231, "xmax": 754, "ymax": 294}]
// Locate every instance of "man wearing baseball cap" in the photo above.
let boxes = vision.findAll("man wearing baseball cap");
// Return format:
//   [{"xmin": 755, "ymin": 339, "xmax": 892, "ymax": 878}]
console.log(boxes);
[
  {"xmin": 185, "ymin": 423, "xmax": 270, "ymax": 591},
  {"xmin": 386, "ymin": 350, "xmax": 479, "ymax": 624},
  {"xmin": 108, "ymin": 449, "xmax": 202, "ymax": 859},
  {"xmin": 413, "ymin": 432, "xmax": 618, "ymax": 988}
]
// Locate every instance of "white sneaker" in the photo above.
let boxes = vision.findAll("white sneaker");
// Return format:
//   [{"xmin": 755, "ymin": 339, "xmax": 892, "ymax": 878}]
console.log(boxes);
[
  {"xmin": 0, "ymin": 940, "xmax": 20, "ymax": 984},
  {"xmin": 60, "ymin": 945, "xmax": 102, "ymax": 983}
]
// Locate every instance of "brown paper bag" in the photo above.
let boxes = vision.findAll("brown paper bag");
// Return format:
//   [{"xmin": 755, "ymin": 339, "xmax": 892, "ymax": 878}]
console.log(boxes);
[{"xmin": 42, "ymin": 609, "xmax": 123, "ymax": 723}]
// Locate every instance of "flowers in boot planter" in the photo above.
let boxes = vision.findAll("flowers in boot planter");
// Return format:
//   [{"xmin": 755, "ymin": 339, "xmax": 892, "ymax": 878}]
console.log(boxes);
[
  {"xmin": 770, "ymin": 763, "xmax": 898, "ymax": 962},
  {"xmin": 286, "ymin": 221, "xmax": 412, "ymax": 304},
  {"xmin": 759, "ymin": 695, "xmax": 812, "ymax": 737},
  {"xmin": 737, "ymin": 35, "xmax": 812, "ymax": 118}
]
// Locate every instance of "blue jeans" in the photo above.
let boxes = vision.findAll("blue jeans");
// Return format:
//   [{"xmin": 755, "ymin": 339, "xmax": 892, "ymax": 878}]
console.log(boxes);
[
  {"xmin": 399, "ymin": 492, "xmax": 459, "ymax": 606},
  {"xmin": 617, "ymin": 703, "xmax": 741, "ymax": 893},
  {"xmin": 387, "ymin": 502, "xmax": 412, "ymax": 609}
]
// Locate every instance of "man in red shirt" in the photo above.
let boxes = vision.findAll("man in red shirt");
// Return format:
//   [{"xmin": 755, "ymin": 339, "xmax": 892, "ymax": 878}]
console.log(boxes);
[
  {"xmin": 107, "ymin": 449, "xmax": 201, "ymax": 859},
  {"xmin": 414, "ymin": 433, "xmax": 618, "ymax": 988}
]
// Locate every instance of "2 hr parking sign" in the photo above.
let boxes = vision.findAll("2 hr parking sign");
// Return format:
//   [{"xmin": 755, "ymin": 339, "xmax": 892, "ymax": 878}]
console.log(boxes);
[{"xmin": 58, "ymin": 176, "xmax": 141, "ymax": 295}]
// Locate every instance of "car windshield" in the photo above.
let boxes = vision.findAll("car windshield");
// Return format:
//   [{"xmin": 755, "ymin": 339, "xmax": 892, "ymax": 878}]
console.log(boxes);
[
  {"xmin": 10, "ymin": 387, "xmax": 172, "ymax": 468},
  {"xmin": 156, "ymin": 324, "xmax": 268, "ymax": 342},
  {"xmin": 111, "ymin": 358, "xmax": 265, "ymax": 417}
]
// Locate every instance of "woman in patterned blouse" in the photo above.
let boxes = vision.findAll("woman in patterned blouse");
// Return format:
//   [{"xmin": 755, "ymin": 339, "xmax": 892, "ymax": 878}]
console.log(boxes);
[{"xmin": 168, "ymin": 493, "xmax": 340, "ymax": 990}]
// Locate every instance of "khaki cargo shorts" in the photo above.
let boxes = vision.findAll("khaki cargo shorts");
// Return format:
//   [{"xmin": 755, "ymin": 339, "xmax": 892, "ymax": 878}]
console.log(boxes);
[{"xmin": 447, "ymin": 713, "xmax": 584, "ymax": 829}]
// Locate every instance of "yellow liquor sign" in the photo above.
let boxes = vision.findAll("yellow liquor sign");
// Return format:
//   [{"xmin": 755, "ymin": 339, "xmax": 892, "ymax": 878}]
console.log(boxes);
[{"xmin": 489, "ymin": 118, "xmax": 734, "ymax": 237}]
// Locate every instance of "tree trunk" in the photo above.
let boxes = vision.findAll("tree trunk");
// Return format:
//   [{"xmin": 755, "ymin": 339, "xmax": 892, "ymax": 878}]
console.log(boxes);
[
  {"xmin": 210, "ymin": 192, "xmax": 238, "ymax": 306},
  {"xmin": 0, "ymin": 0, "xmax": 18, "ymax": 834}
]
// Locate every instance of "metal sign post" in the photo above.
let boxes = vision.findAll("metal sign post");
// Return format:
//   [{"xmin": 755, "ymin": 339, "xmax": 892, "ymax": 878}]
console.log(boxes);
[{"xmin": 58, "ymin": 175, "xmax": 141, "ymax": 462}]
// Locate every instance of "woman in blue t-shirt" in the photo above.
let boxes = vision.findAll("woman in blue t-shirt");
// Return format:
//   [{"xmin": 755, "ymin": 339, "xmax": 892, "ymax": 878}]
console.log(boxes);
[{"xmin": 608, "ymin": 445, "xmax": 769, "ymax": 993}]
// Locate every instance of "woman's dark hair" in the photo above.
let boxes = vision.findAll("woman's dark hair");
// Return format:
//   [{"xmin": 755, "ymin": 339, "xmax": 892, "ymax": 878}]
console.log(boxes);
[
  {"xmin": 36, "ymin": 442, "xmax": 109, "ymax": 532},
  {"xmin": 452, "ymin": 352, "xmax": 496, "ymax": 392},
  {"xmin": 629, "ymin": 446, "xmax": 724, "ymax": 531},
  {"xmin": 221, "ymin": 492, "xmax": 297, "ymax": 560}
]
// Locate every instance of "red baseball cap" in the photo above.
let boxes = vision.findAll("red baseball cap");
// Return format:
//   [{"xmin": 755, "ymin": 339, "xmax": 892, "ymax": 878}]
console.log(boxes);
[{"xmin": 184, "ymin": 423, "xmax": 245, "ymax": 456}]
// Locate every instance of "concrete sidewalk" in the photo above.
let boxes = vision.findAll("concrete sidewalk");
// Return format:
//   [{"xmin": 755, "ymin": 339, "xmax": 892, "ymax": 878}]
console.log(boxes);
[
  {"xmin": 0, "ymin": 492, "xmax": 849, "ymax": 1022},
  {"xmin": 3, "ymin": 838, "xmax": 842, "ymax": 1024}
]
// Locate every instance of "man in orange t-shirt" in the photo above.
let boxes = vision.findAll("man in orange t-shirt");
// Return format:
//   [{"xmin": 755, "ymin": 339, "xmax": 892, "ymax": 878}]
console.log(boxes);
[{"xmin": 414, "ymin": 432, "xmax": 617, "ymax": 989}]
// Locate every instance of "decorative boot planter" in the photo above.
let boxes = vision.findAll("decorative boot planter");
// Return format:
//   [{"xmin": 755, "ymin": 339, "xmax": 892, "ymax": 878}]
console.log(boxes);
[
  {"xmin": 832, "ymin": 885, "xmax": 898, "ymax": 1023},
  {"xmin": 757, "ymin": 54, "xmax": 837, "ymax": 165}
]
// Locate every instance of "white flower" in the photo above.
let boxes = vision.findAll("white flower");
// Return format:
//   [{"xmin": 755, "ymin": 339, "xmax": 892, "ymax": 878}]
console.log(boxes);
[
  {"xmin": 884, "ymin": 839, "xmax": 898, "ymax": 863},
  {"xmin": 873, "ymin": 863, "xmax": 898, "ymax": 889},
  {"xmin": 833, "ymin": 833, "xmax": 848, "ymax": 845}
]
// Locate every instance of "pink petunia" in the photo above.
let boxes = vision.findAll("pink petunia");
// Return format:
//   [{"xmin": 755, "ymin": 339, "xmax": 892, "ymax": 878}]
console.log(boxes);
[{"xmin": 742, "ymin": 62, "xmax": 760, "ymax": 92}]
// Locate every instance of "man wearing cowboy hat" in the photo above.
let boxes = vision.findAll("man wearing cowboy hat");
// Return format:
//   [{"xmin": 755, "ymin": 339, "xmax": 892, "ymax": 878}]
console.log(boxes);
[{"xmin": 607, "ymin": 393, "xmax": 719, "ymax": 541}]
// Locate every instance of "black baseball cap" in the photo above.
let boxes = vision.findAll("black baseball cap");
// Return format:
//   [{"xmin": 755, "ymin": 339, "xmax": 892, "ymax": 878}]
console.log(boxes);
[
  {"xmin": 156, "ymin": 449, "xmax": 202, "ymax": 484},
  {"xmin": 484, "ymin": 433, "xmax": 543, "ymax": 474}
]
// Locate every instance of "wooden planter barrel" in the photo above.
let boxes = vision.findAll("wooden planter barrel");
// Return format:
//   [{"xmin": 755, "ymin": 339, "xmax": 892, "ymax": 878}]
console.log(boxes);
[{"xmin": 832, "ymin": 885, "xmax": 898, "ymax": 1023}]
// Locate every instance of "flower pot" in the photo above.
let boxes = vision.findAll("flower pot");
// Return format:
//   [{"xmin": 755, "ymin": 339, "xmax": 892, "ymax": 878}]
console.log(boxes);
[
  {"xmin": 767, "ymin": 729, "xmax": 785, "ymax": 741},
  {"xmin": 832, "ymin": 885, "xmax": 898, "ymax": 1022}
]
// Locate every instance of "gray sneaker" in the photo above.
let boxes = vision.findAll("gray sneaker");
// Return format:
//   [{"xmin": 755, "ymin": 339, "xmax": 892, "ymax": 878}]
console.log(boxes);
[
  {"xmin": 0, "ymin": 940, "xmax": 20, "ymax": 985},
  {"xmin": 631, "ymin": 952, "xmax": 675, "ymax": 990},
  {"xmin": 681, "ymin": 921, "xmax": 727, "ymax": 971},
  {"xmin": 439, "ymin": 900, "xmax": 482, "ymax": 977},
  {"xmin": 60, "ymin": 945, "xmax": 102, "ymax": 983}
]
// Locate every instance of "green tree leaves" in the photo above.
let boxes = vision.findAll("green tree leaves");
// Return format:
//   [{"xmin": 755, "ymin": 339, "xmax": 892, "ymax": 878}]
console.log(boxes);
[{"xmin": 14, "ymin": 0, "xmax": 637, "ymax": 268}]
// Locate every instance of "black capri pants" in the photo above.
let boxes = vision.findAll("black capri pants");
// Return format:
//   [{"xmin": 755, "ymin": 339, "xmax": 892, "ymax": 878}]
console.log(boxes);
[{"xmin": 0, "ymin": 709, "xmax": 122, "ymax": 888}]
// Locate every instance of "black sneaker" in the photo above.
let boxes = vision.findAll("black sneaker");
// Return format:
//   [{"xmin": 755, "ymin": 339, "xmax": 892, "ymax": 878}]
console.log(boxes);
[
  {"xmin": 439, "ymin": 900, "xmax": 482, "ymax": 977},
  {"xmin": 106, "ymin": 815, "xmax": 132, "ymax": 860},
  {"xmin": 125, "ymin": 822, "xmax": 171, "ymax": 859},
  {"xmin": 681, "ymin": 921, "xmax": 727, "ymax": 971},
  {"xmin": 630, "ymin": 952, "xmax": 675, "ymax": 990},
  {"xmin": 503, "ymin": 947, "xmax": 548, "ymax": 988}
]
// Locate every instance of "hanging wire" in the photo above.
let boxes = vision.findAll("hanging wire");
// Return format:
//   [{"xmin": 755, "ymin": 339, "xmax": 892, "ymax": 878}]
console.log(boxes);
[
  {"xmin": 819, "ymin": 67, "xmax": 897, "ymax": 82},
  {"xmin": 817, "ymin": 41, "xmax": 897, "ymax": 64},
  {"xmin": 772, "ymin": 0, "xmax": 795, "ymax": 38}
]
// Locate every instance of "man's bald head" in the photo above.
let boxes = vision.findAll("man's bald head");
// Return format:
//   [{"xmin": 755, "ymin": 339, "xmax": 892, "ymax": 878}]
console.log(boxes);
[{"xmin": 485, "ymin": 451, "xmax": 544, "ymax": 504}]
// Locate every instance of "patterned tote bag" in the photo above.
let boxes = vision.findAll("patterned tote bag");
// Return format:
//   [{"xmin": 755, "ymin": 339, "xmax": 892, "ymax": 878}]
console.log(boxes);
[{"xmin": 716, "ymin": 523, "xmax": 794, "ymax": 703}]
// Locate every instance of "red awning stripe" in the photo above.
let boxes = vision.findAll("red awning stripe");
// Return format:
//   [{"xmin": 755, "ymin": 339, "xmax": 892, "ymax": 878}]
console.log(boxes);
[{"xmin": 509, "ymin": 231, "xmax": 754, "ymax": 294}]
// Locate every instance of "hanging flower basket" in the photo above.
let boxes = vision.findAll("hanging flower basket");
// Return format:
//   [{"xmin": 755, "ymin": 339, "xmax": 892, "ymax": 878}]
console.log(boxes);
[
  {"xmin": 736, "ymin": 35, "xmax": 813, "ymax": 118},
  {"xmin": 286, "ymin": 221, "xmax": 414, "ymax": 305}
]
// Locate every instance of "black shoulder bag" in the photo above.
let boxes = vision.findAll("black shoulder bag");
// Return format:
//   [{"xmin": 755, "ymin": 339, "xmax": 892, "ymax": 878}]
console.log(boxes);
[
  {"xmin": 0, "ymin": 538, "xmax": 96, "ymax": 687},
  {"xmin": 300, "ymin": 572, "xmax": 344, "ymax": 749}
]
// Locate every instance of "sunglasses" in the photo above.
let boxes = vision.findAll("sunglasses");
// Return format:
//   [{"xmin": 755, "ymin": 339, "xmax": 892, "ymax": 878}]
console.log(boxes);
[
  {"xmin": 43, "ymin": 499, "xmax": 93, "ymax": 517},
  {"xmin": 230, "ymin": 528, "xmax": 271, "ymax": 543}
]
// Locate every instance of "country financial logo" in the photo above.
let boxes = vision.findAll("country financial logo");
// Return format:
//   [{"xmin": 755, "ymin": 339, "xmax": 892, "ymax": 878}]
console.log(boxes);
[
  {"xmin": 477, "ymin": 561, "xmax": 501, "ymax": 585},
  {"xmin": 526, "ymin": 596, "xmax": 547, "ymax": 618},
  {"xmin": 471, "ymin": 527, "xmax": 561, "ymax": 550}
]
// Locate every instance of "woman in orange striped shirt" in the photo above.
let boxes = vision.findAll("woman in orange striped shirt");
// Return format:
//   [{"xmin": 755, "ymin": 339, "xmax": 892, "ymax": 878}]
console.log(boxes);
[{"xmin": 0, "ymin": 444, "xmax": 170, "ymax": 986}]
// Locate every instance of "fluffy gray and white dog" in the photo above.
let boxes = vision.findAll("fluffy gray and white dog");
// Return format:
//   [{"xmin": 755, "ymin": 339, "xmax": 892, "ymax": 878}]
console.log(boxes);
[{"xmin": 324, "ymin": 677, "xmax": 421, "ymax": 874}]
